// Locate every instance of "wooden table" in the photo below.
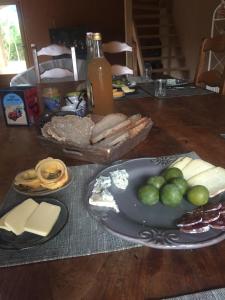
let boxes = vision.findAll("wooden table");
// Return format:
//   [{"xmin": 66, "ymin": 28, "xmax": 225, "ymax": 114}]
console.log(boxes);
[{"xmin": 1, "ymin": 93, "xmax": 225, "ymax": 300}]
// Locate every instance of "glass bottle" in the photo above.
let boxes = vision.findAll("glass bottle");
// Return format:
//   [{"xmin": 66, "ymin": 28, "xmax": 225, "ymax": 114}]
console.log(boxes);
[
  {"xmin": 86, "ymin": 32, "xmax": 93, "ymax": 62},
  {"xmin": 85, "ymin": 32, "xmax": 94, "ymax": 111},
  {"xmin": 87, "ymin": 32, "xmax": 114, "ymax": 115}
]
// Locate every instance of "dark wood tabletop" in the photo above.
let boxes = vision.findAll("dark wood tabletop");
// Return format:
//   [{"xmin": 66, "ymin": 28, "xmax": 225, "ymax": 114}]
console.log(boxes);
[{"xmin": 1, "ymin": 92, "xmax": 225, "ymax": 300}]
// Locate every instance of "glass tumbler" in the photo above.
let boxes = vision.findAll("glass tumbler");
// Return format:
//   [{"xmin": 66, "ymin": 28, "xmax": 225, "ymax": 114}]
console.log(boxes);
[
  {"xmin": 154, "ymin": 79, "xmax": 167, "ymax": 97},
  {"xmin": 142, "ymin": 65, "xmax": 152, "ymax": 82}
]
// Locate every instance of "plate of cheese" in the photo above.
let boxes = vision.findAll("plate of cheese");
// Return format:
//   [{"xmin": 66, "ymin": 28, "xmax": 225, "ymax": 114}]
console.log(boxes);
[
  {"xmin": 86, "ymin": 153, "xmax": 225, "ymax": 250},
  {"xmin": 0, "ymin": 197, "xmax": 68, "ymax": 250}
]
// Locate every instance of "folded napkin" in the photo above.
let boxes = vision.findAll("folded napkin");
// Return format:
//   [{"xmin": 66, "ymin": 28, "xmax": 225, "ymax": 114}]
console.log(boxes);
[{"xmin": 163, "ymin": 287, "xmax": 225, "ymax": 300}]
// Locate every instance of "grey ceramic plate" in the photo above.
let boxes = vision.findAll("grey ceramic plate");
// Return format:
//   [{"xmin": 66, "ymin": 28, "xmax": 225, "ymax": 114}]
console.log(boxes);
[
  {"xmin": 13, "ymin": 168, "xmax": 73, "ymax": 196},
  {"xmin": 0, "ymin": 198, "xmax": 68, "ymax": 250},
  {"xmin": 87, "ymin": 154, "xmax": 225, "ymax": 250}
]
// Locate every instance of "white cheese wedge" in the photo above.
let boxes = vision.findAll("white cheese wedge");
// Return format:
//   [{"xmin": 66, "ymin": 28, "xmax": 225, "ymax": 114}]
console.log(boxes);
[
  {"xmin": 0, "ymin": 211, "xmax": 11, "ymax": 231},
  {"xmin": 89, "ymin": 189, "xmax": 119, "ymax": 212},
  {"xmin": 24, "ymin": 202, "xmax": 61, "ymax": 237},
  {"xmin": 182, "ymin": 159, "xmax": 214, "ymax": 180},
  {"xmin": 170, "ymin": 157, "xmax": 193, "ymax": 170},
  {"xmin": 188, "ymin": 167, "xmax": 225, "ymax": 197},
  {"xmin": 4, "ymin": 198, "xmax": 38, "ymax": 235}
]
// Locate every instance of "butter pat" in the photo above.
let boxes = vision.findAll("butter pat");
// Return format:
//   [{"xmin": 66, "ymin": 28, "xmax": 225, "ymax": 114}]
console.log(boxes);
[
  {"xmin": 24, "ymin": 202, "xmax": 61, "ymax": 236},
  {"xmin": 5, "ymin": 198, "xmax": 38, "ymax": 235}
]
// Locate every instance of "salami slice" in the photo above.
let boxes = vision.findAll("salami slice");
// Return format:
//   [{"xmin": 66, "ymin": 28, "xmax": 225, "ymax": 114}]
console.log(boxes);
[
  {"xmin": 202, "ymin": 210, "xmax": 220, "ymax": 224},
  {"xmin": 210, "ymin": 214, "xmax": 225, "ymax": 230},
  {"xmin": 176, "ymin": 212, "xmax": 202, "ymax": 227},
  {"xmin": 219, "ymin": 202, "xmax": 225, "ymax": 215},
  {"xmin": 180, "ymin": 223, "xmax": 210, "ymax": 234},
  {"xmin": 203, "ymin": 202, "xmax": 222, "ymax": 212}
]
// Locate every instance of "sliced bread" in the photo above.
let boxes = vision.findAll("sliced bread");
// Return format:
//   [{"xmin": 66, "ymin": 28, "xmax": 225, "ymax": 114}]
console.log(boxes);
[
  {"xmin": 91, "ymin": 119, "xmax": 131, "ymax": 144},
  {"xmin": 91, "ymin": 113, "xmax": 127, "ymax": 138}
]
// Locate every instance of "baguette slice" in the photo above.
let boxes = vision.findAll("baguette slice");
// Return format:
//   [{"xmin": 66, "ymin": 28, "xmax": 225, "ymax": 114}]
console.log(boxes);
[
  {"xmin": 169, "ymin": 157, "xmax": 193, "ymax": 170},
  {"xmin": 91, "ymin": 113, "xmax": 127, "ymax": 138},
  {"xmin": 93, "ymin": 116, "xmax": 150, "ymax": 147},
  {"xmin": 129, "ymin": 117, "xmax": 150, "ymax": 138},
  {"xmin": 129, "ymin": 114, "xmax": 142, "ymax": 124},
  {"xmin": 96, "ymin": 131, "xmax": 130, "ymax": 147},
  {"xmin": 91, "ymin": 119, "xmax": 131, "ymax": 144},
  {"xmin": 182, "ymin": 159, "xmax": 214, "ymax": 180},
  {"xmin": 187, "ymin": 167, "xmax": 225, "ymax": 197}
]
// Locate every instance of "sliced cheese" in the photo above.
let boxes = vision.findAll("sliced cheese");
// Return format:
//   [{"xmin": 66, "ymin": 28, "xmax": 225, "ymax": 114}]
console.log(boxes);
[
  {"xmin": 182, "ymin": 159, "xmax": 214, "ymax": 180},
  {"xmin": 121, "ymin": 86, "xmax": 135, "ymax": 93},
  {"xmin": 24, "ymin": 202, "xmax": 61, "ymax": 236},
  {"xmin": 4, "ymin": 198, "xmax": 38, "ymax": 235},
  {"xmin": 0, "ymin": 211, "xmax": 11, "ymax": 231},
  {"xmin": 170, "ymin": 157, "xmax": 193, "ymax": 170},
  {"xmin": 188, "ymin": 167, "xmax": 225, "ymax": 197}
]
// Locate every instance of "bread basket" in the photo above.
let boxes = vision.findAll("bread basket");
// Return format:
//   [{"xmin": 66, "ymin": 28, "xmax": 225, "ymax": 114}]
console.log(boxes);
[{"xmin": 38, "ymin": 112, "xmax": 153, "ymax": 164}]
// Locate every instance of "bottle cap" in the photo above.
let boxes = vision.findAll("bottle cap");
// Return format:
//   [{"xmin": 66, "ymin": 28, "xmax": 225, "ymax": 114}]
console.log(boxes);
[{"xmin": 93, "ymin": 33, "xmax": 102, "ymax": 41}]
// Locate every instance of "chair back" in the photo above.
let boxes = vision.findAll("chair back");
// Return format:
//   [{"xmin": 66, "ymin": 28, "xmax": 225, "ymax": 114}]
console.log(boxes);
[
  {"xmin": 194, "ymin": 35, "xmax": 225, "ymax": 95},
  {"xmin": 31, "ymin": 44, "xmax": 78, "ymax": 83},
  {"xmin": 102, "ymin": 41, "xmax": 138, "ymax": 76}
]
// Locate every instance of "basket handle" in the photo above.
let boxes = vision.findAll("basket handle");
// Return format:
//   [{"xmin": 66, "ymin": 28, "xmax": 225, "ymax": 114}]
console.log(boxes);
[{"xmin": 63, "ymin": 148, "xmax": 84, "ymax": 157}]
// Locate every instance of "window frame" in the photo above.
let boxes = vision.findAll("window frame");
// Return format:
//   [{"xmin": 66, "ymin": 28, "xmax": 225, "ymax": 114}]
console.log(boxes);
[{"xmin": 0, "ymin": 0, "xmax": 29, "ymax": 76}]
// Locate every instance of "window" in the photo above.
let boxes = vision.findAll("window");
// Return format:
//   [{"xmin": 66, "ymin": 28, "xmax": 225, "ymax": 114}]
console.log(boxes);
[{"xmin": 0, "ymin": 3, "xmax": 27, "ymax": 74}]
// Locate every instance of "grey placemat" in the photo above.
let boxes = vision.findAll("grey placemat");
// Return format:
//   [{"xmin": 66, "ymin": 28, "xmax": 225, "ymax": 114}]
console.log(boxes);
[
  {"xmin": 0, "ymin": 164, "xmax": 141, "ymax": 268},
  {"xmin": 138, "ymin": 83, "xmax": 214, "ymax": 98},
  {"xmin": 163, "ymin": 287, "xmax": 225, "ymax": 300},
  {"xmin": 115, "ymin": 87, "xmax": 150, "ymax": 100}
]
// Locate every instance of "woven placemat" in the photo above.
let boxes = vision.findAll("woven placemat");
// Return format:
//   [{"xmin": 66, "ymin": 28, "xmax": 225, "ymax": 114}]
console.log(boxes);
[
  {"xmin": 0, "ymin": 164, "xmax": 141, "ymax": 268},
  {"xmin": 163, "ymin": 287, "xmax": 225, "ymax": 300},
  {"xmin": 138, "ymin": 83, "xmax": 214, "ymax": 98},
  {"xmin": 0, "ymin": 152, "xmax": 198, "ymax": 268},
  {"xmin": 115, "ymin": 87, "xmax": 150, "ymax": 100}
]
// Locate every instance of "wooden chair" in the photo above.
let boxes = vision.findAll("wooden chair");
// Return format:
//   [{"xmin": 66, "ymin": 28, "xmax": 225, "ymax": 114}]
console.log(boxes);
[
  {"xmin": 194, "ymin": 35, "xmax": 225, "ymax": 95},
  {"xmin": 31, "ymin": 44, "xmax": 82, "ymax": 112},
  {"xmin": 102, "ymin": 41, "xmax": 138, "ymax": 76},
  {"xmin": 31, "ymin": 44, "xmax": 78, "ymax": 83}
]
